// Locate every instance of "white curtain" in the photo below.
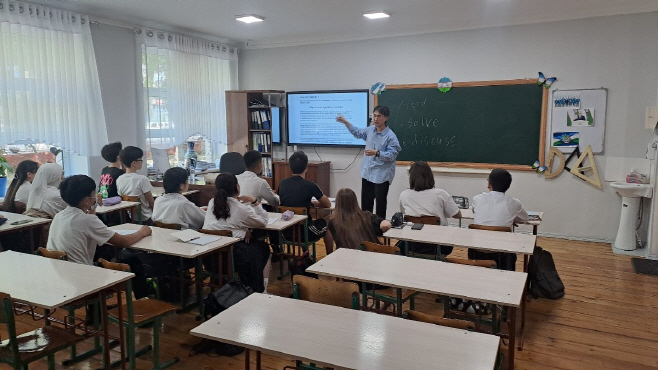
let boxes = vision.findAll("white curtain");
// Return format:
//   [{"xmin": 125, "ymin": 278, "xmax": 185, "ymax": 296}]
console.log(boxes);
[
  {"xmin": 138, "ymin": 29, "xmax": 238, "ymax": 156},
  {"xmin": 0, "ymin": 1, "xmax": 108, "ymax": 157}
]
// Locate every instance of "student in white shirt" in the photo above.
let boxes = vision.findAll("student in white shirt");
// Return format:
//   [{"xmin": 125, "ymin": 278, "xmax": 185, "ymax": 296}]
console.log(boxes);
[
  {"xmin": 116, "ymin": 146, "xmax": 155, "ymax": 223},
  {"xmin": 203, "ymin": 173, "xmax": 271, "ymax": 293},
  {"xmin": 2, "ymin": 160, "xmax": 38, "ymax": 213},
  {"xmin": 47, "ymin": 175, "xmax": 152, "ymax": 296},
  {"xmin": 152, "ymin": 167, "xmax": 205, "ymax": 230},
  {"xmin": 470, "ymin": 168, "xmax": 528, "ymax": 271},
  {"xmin": 48, "ymin": 174, "xmax": 152, "ymax": 265},
  {"xmin": 236, "ymin": 150, "xmax": 279, "ymax": 210},
  {"xmin": 399, "ymin": 161, "xmax": 461, "ymax": 257},
  {"xmin": 25, "ymin": 163, "xmax": 66, "ymax": 218}
]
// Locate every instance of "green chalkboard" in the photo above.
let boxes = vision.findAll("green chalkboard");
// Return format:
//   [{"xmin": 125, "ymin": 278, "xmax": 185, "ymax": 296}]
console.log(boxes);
[{"xmin": 375, "ymin": 80, "xmax": 547, "ymax": 169}]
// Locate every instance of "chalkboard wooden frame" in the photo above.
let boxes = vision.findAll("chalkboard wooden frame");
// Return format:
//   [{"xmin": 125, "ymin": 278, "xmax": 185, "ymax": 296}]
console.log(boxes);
[{"xmin": 375, "ymin": 79, "xmax": 548, "ymax": 171}]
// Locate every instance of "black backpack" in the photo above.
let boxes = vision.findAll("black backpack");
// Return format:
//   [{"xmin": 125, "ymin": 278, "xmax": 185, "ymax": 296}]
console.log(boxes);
[{"xmin": 528, "ymin": 246, "xmax": 565, "ymax": 299}]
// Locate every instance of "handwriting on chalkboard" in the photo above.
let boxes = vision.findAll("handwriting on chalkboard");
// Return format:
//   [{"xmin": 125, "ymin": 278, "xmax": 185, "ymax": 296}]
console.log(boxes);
[{"xmin": 406, "ymin": 134, "xmax": 456, "ymax": 147}]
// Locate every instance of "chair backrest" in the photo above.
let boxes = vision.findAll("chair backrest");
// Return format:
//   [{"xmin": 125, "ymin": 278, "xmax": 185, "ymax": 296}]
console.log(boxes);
[
  {"xmin": 292, "ymin": 275, "xmax": 359, "ymax": 309},
  {"xmin": 198, "ymin": 229, "xmax": 233, "ymax": 237},
  {"xmin": 277, "ymin": 206, "xmax": 307, "ymax": 216},
  {"xmin": 14, "ymin": 201, "xmax": 26, "ymax": 215},
  {"xmin": 121, "ymin": 195, "xmax": 140, "ymax": 203},
  {"xmin": 219, "ymin": 152, "xmax": 246, "ymax": 175},
  {"xmin": 0, "ymin": 292, "xmax": 10, "ymax": 324},
  {"xmin": 468, "ymin": 224, "xmax": 512, "ymax": 233},
  {"xmin": 405, "ymin": 215, "xmax": 440, "ymax": 225},
  {"xmin": 444, "ymin": 257, "xmax": 497, "ymax": 269},
  {"xmin": 404, "ymin": 310, "xmax": 476, "ymax": 331},
  {"xmin": 153, "ymin": 221, "xmax": 182, "ymax": 230},
  {"xmin": 97, "ymin": 258, "xmax": 131, "ymax": 272},
  {"xmin": 35, "ymin": 247, "xmax": 68, "ymax": 261},
  {"xmin": 361, "ymin": 241, "xmax": 400, "ymax": 255}
]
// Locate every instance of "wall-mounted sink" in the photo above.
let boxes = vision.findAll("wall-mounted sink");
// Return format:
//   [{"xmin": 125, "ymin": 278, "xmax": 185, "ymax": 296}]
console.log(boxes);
[{"xmin": 611, "ymin": 182, "xmax": 653, "ymax": 198}]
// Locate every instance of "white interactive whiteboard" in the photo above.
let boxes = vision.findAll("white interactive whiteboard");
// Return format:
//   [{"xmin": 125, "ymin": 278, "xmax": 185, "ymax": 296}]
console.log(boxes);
[{"xmin": 550, "ymin": 88, "xmax": 607, "ymax": 154}]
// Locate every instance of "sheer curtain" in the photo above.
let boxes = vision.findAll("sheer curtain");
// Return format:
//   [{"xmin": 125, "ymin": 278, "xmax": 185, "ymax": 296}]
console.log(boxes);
[
  {"xmin": 0, "ymin": 1, "xmax": 108, "ymax": 157},
  {"xmin": 138, "ymin": 29, "xmax": 238, "ymax": 161}
]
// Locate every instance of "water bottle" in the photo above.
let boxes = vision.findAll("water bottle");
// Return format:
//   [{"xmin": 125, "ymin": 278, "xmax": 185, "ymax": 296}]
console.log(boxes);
[{"xmin": 185, "ymin": 141, "xmax": 197, "ymax": 183}]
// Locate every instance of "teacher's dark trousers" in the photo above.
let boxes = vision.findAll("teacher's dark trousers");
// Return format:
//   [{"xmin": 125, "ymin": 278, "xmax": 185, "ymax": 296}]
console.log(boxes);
[{"xmin": 361, "ymin": 178, "xmax": 390, "ymax": 219}]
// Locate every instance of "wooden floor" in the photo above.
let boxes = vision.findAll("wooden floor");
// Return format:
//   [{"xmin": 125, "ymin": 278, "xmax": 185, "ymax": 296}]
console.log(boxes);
[{"xmin": 4, "ymin": 237, "xmax": 658, "ymax": 370}]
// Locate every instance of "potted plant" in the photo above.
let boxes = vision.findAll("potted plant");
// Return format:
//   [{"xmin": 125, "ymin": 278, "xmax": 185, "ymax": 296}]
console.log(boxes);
[{"xmin": 0, "ymin": 151, "xmax": 14, "ymax": 197}]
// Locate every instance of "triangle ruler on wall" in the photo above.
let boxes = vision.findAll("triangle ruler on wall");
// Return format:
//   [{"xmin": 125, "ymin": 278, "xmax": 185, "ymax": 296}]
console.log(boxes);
[{"xmin": 569, "ymin": 145, "xmax": 602, "ymax": 189}]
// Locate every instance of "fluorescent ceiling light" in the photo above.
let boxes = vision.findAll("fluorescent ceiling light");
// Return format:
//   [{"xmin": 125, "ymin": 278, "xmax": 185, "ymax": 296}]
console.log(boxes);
[
  {"xmin": 363, "ymin": 11, "xmax": 390, "ymax": 19},
  {"xmin": 236, "ymin": 15, "xmax": 264, "ymax": 24}
]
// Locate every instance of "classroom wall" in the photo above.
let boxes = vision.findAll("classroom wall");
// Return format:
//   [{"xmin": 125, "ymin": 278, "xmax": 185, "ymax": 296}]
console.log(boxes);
[{"xmin": 239, "ymin": 12, "xmax": 658, "ymax": 242}]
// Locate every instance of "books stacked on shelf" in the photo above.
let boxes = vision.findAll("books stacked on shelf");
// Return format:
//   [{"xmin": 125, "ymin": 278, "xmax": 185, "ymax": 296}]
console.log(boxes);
[
  {"xmin": 252, "ymin": 133, "xmax": 271, "ymax": 153},
  {"xmin": 261, "ymin": 157, "xmax": 272, "ymax": 177},
  {"xmin": 251, "ymin": 109, "xmax": 271, "ymax": 130}
]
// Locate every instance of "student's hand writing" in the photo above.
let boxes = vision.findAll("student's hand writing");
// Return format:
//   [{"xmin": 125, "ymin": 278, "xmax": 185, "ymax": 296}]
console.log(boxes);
[
  {"xmin": 139, "ymin": 225, "xmax": 152, "ymax": 236},
  {"xmin": 364, "ymin": 149, "xmax": 377, "ymax": 156}
]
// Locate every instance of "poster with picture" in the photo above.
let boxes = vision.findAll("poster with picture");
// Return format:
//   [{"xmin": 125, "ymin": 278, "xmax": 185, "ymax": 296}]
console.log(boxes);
[
  {"xmin": 551, "ymin": 89, "xmax": 606, "ymax": 153},
  {"xmin": 567, "ymin": 108, "xmax": 594, "ymax": 126}
]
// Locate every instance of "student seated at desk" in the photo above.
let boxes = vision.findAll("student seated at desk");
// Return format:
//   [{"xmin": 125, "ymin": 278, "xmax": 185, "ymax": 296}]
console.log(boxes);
[
  {"xmin": 152, "ymin": 167, "xmax": 205, "ymax": 230},
  {"xmin": 47, "ymin": 175, "xmax": 153, "ymax": 297},
  {"xmin": 327, "ymin": 188, "xmax": 391, "ymax": 253},
  {"xmin": 25, "ymin": 163, "xmax": 66, "ymax": 218},
  {"xmin": 116, "ymin": 146, "xmax": 155, "ymax": 224},
  {"xmin": 98, "ymin": 141, "xmax": 125, "ymax": 199},
  {"xmin": 203, "ymin": 173, "xmax": 271, "ymax": 293},
  {"xmin": 470, "ymin": 168, "xmax": 528, "ymax": 271},
  {"xmin": 2, "ymin": 159, "xmax": 38, "ymax": 213},
  {"xmin": 237, "ymin": 150, "xmax": 279, "ymax": 211},
  {"xmin": 399, "ymin": 161, "xmax": 461, "ymax": 257},
  {"xmin": 278, "ymin": 151, "xmax": 333, "ymax": 252}
]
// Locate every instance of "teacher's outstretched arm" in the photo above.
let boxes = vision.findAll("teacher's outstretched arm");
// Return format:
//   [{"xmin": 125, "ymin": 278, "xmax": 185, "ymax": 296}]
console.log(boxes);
[{"xmin": 337, "ymin": 116, "xmax": 367, "ymax": 140}]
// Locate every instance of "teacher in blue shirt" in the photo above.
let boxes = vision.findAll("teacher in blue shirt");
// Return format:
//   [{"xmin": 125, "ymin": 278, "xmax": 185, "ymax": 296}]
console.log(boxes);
[{"xmin": 337, "ymin": 105, "xmax": 401, "ymax": 218}]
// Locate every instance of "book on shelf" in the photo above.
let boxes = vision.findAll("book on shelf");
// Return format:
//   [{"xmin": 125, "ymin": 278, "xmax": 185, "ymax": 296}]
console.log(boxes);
[
  {"xmin": 261, "ymin": 157, "xmax": 272, "ymax": 177},
  {"xmin": 252, "ymin": 132, "xmax": 271, "ymax": 153}
]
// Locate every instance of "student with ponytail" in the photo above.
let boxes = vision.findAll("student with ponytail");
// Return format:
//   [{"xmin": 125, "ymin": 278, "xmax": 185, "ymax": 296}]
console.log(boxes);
[
  {"xmin": 2, "ymin": 160, "xmax": 38, "ymax": 213},
  {"xmin": 202, "ymin": 173, "xmax": 271, "ymax": 293}
]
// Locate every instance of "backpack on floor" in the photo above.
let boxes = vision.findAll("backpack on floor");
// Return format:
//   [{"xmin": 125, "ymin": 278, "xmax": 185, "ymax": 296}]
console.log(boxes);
[{"xmin": 528, "ymin": 246, "xmax": 565, "ymax": 299}]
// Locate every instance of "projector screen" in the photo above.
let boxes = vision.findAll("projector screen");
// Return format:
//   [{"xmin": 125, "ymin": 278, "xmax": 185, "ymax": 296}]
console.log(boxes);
[
  {"xmin": 271, "ymin": 107, "xmax": 281, "ymax": 144},
  {"xmin": 287, "ymin": 90, "xmax": 369, "ymax": 147}
]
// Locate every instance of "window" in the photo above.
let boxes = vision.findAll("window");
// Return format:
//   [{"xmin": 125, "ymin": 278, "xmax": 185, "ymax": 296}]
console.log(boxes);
[{"xmin": 139, "ymin": 31, "xmax": 238, "ymax": 172}]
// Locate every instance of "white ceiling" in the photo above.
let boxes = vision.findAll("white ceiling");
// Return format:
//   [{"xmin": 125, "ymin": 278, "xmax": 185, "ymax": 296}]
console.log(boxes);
[{"xmin": 26, "ymin": 0, "xmax": 658, "ymax": 48}]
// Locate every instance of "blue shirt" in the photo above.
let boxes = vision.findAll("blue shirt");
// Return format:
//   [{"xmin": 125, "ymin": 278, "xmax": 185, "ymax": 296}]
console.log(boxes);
[{"xmin": 348, "ymin": 124, "xmax": 401, "ymax": 184}]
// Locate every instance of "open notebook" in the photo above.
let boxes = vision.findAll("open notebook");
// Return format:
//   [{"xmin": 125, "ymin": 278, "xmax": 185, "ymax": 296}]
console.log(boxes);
[{"xmin": 171, "ymin": 229, "xmax": 221, "ymax": 246}]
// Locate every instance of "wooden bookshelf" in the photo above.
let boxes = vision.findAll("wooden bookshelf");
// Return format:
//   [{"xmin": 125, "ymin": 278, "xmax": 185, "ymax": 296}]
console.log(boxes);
[{"xmin": 226, "ymin": 90, "xmax": 284, "ymax": 187}]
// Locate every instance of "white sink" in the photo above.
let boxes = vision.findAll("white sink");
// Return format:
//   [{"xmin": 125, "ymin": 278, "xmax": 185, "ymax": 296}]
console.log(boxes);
[{"xmin": 611, "ymin": 182, "xmax": 653, "ymax": 198}]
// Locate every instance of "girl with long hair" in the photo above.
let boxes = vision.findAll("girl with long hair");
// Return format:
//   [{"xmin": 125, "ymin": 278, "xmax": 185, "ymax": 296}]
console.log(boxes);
[
  {"xmin": 202, "ymin": 173, "xmax": 271, "ymax": 293},
  {"xmin": 327, "ymin": 188, "xmax": 391, "ymax": 252},
  {"xmin": 2, "ymin": 160, "xmax": 38, "ymax": 213}
]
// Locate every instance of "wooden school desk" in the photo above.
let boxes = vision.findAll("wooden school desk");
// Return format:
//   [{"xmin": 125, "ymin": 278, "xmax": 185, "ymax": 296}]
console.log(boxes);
[
  {"xmin": 307, "ymin": 248, "xmax": 526, "ymax": 370},
  {"xmin": 109, "ymin": 224, "xmax": 239, "ymax": 319},
  {"xmin": 264, "ymin": 212, "xmax": 308, "ymax": 231},
  {"xmin": 457, "ymin": 209, "xmax": 544, "ymax": 235},
  {"xmin": 0, "ymin": 212, "xmax": 51, "ymax": 252},
  {"xmin": 150, "ymin": 187, "xmax": 199, "ymax": 199},
  {"xmin": 384, "ymin": 224, "xmax": 535, "ymax": 350},
  {"xmin": 96, "ymin": 201, "xmax": 140, "ymax": 224},
  {"xmin": 0, "ymin": 251, "xmax": 133, "ymax": 370},
  {"xmin": 191, "ymin": 293, "xmax": 500, "ymax": 370}
]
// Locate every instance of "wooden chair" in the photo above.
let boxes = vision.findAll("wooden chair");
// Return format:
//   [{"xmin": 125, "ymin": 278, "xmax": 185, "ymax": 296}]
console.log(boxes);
[
  {"xmin": 153, "ymin": 221, "xmax": 182, "ymax": 230},
  {"xmin": 120, "ymin": 195, "xmax": 142, "ymax": 224},
  {"xmin": 403, "ymin": 215, "xmax": 444, "ymax": 259},
  {"xmin": 277, "ymin": 206, "xmax": 317, "ymax": 278},
  {"xmin": 35, "ymin": 247, "xmax": 68, "ymax": 260},
  {"xmin": 0, "ymin": 292, "xmax": 85, "ymax": 370},
  {"xmin": 403, "ymin": 309, "xmax": 506, "ymax": 370},
  {"xmin": 292, "ymin": 275, "xmax": 360, "ymax": 309},
  {"xmin": 288, "ymin": 275, "xmax": 359, "ymax": 370},
  {"xmin": 467, "ymin": 224, "xmax": 514, "ymax": 271},
  {"xmin": 360, "ymin": 241, "xmax": 420, "ymax": 316},
  {"xmin": 97, "ymin": 259, "xmax": 179, "ymax": 370}
]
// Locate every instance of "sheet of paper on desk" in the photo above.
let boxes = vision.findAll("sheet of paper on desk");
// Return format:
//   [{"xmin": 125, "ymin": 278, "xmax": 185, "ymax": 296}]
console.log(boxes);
[
  {"xmin": 268, "ymin": 217, "xmax": 279, "ymax": 224},
  {"xmin": 115, "ymin": 230, "xmax": 137, "ymax": 235},
  {"xmin": 528, "ymin": 211, "xmax": 542, "ymax": 220},
  {"xmin": 188, "ymin": 235, "xmax": 220, "ymax": 246},
  {"xmin": 171, "ymin": 229, "xmax": 204, "ymax": 242}
]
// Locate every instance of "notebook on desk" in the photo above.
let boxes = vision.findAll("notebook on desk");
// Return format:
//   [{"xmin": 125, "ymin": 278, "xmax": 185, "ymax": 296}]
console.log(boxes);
[{"xmin": 527, "ymin": 211, "xmax": 542, "ymax": 221}]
